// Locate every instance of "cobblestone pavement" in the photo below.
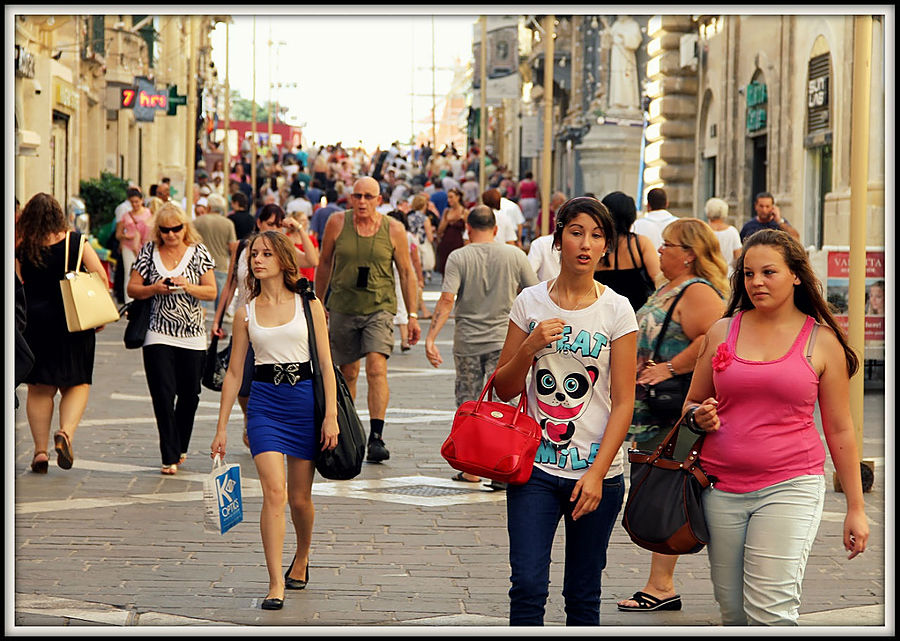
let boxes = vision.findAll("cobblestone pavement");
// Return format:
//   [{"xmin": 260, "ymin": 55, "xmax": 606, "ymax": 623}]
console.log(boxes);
[{"xmin": 10, "ymin": 282, "xmax": 890, "ymax": 633}]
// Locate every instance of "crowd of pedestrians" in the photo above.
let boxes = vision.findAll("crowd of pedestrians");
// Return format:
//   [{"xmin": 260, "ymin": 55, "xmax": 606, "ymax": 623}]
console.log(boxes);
[{"xmin": 13, "ymin": 136, "xmax": 870, "ymax": 626}]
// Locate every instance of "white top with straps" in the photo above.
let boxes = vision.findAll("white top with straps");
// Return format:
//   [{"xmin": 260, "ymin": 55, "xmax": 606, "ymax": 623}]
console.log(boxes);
[{"xmin": 246, "ymin": 295, "xmax": 310, "ymax": 365}]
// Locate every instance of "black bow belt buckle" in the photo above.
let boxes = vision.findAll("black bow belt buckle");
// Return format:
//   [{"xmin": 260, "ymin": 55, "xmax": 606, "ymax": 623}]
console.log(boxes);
[{"xmin": 253, "ymin": 362, "xmax": 313, "ymax": 386}]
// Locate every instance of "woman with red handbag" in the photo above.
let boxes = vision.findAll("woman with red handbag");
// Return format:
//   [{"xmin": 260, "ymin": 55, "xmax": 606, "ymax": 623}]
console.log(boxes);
[{"xmin": 492, "ymin": 197, "xmax": 639, "ymax": 626}]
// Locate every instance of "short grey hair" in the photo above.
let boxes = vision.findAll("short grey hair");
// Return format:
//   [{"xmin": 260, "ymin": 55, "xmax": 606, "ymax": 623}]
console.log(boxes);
[
  {"xmin": 705, "ymin": 197, "xmax": 729, "ymax": 221},
  {"xmin": 207, "ymin": 193, "xmax": 228, "ymax": 215}
]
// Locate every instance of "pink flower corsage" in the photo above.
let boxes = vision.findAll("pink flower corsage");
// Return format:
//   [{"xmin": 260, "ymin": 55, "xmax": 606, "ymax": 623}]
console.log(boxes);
[{"xmin": 711, "ymin": 343, "xmax": 733, "ymax": 372}]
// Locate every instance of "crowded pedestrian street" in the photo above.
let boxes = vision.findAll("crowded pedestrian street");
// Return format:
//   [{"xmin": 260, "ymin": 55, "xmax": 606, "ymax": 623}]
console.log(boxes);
[
  {"xmin": 12, "ymin": 281, "xmax": 888, "ymax": 629},
  {"xmin": 11, "ymin": 9, "xmax": 892, "ymax": 634}
]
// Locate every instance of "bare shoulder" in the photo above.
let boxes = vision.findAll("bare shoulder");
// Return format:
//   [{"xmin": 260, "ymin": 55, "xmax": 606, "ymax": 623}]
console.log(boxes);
[
  {"xmin": 684, "ymin": 279, "xmax": 725, "ymax": 304},
  {"xmin": 705, "ymin": 316, "xmax": 732, "ymax": 343}
]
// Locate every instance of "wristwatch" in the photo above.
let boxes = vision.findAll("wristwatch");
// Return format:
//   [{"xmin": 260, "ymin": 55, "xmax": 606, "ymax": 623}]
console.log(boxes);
[
  {"xmin": 407, "ymin": 312, "xmax": 418, "ymax": 319},
  {"xmin": 686, "ymin": 405, "xmax": 704, "ymax": 435}
]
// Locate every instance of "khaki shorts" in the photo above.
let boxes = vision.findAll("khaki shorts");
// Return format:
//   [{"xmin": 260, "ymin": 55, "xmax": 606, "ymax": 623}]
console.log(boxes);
[{"xmin": 328, "ymin": 309, "xmax": 395, "ymax": 366}]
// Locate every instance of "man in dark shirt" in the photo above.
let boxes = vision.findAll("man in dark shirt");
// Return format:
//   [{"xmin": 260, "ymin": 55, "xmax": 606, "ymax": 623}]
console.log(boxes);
[
  {"xmin": 228, "ymin": 192, "xmax": 255, "ymax": 240},
  {"xmin": 740, "ymin": 192, "xmax": 800, "ymax": 242},
  {"xmin": 309, "ymin": 188, "xmax": 342, "ymax": 241}
]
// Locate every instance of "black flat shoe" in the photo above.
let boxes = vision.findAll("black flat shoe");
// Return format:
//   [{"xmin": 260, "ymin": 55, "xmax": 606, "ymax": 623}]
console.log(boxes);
[
  {"xmin": 285, "ymin": 555, "xmax": 309, "ymax": 590},
  {"xmin": 261, "ymin": 597, "xmax": 283, "ymax": 610}
]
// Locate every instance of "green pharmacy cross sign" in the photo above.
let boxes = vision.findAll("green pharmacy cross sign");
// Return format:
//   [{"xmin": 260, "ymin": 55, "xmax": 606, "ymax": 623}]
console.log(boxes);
[{"xmin": 167, "ymin": 85, "xmax": 187, "ymax": 116}]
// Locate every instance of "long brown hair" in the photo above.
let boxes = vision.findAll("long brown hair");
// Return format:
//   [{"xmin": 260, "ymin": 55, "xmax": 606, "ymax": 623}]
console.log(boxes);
[
  {"xmin": 244, "ymin": 231, "xmax": 302, "ymax": 299},
  {"xmin": 16, "ymin": 193, "xmax": 68, "ymax": 267},
  {"xmin": 726, "ymin": 229, "xmax": 859, "ymax": 377}
]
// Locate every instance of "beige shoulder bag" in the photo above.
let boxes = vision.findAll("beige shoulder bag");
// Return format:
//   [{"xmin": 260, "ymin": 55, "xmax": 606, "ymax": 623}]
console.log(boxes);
[{"xmin": 59, "ymin": 231, "xmax": 120, "ymax": 332}]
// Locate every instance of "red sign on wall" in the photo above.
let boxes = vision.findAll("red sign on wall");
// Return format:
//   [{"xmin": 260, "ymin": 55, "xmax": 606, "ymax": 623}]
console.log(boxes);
[
  {"xmin": 120, "ymin": 87, "xmax": 168, "ymax": 110},
  {"xmin": 825, "ymin": 250, "xmax": 885, "ymax": 346}
]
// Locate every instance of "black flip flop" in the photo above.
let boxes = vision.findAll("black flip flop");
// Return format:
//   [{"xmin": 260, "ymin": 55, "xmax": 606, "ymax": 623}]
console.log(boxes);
[
  {"xmin": 617, "ymin": 591, "xmax": 682, "ymax": 612},
  {"xmin": 451, "ymin": 471, "xmax": 481, "ymax": 483},
  {"xmin": 53, "ymin": 431, "xmax": 74, "ymax": 470}
]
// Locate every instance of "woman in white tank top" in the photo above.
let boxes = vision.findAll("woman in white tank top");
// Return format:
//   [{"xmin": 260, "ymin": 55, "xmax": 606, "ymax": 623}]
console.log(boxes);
[{"xmin": 211, "ymin": 230, "xmax": 337, "ymax": 611}]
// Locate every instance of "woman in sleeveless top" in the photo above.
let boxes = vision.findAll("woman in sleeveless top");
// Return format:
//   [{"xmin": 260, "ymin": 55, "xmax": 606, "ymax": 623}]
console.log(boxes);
[
  {"xmin": 593, "ymin": 191, "xmax": 661, "ymax": 311},
  {"xmin": 212, "ymin": 205, "xmax": 318, "ymax": 447},
  {"xmin": 685, "ymin": 230, "xmax": 868, "ymax": 625},
  {"xmin": 618, "ymin": 219, "xmax": 728, "ymax": 614},
  {"xmin": 211, "ymin": 231, "xmax": 338, "ymax": 611},
  {"xmin": 435, "ymin": 188, "xmax": 467, "ymax": 275},
  {"xmin": 16, "ymin": 193, "xmax": 109, "ymax": 473}
]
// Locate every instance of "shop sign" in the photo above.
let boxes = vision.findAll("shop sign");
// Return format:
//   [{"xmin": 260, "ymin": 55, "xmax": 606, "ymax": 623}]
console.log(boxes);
[
  {"xmin": 166, "ymin": 85, "xmax": 188, "ymax": 116},
  {"xmin": 15, "ymin": 45, "xmax": 35, "ymax": 78},
  {"xmin": 55, "ymin": 80, "xmax": 79, "ymax": 110},
  {"xmin": 826, "ymin": 250, "xmax": 885, "ymax": 343},
  {"xmin": 131, "ymin": 76, "xmax": 169, "ymax": 122},
  {"xmin": 746, "ymin": 81, "xmax": 767, "ymax": 133},
  {"xmin": 808, "ymin": 76, "xmax": 828, "ymax": 108}
]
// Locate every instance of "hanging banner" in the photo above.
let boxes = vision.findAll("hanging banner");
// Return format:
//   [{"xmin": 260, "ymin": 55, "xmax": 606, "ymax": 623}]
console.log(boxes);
[
  {"xmin": 472, "ymin": 16, "xmax": 520, "ymax": 107},
  {"xmin": 825, "ymin": 249, "xmax": 885, "ymax": 347}
]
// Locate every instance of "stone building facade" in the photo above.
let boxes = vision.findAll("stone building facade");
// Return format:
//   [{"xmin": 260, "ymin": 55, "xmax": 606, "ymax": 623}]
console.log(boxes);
[{"xmin": 13, "ymin": 14, "xmax": 222, "ymax": 216}]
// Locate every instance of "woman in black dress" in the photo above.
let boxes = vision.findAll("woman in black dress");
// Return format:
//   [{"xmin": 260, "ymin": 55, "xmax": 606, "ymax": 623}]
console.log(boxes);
[
  {"xmin": 16, "ymin": 193, "xmax": 109, "ymax": 473},
  {"xmin": 435, "ymin": 187, "xmax": 467, "ymax": 275},
  {"xmin": 593, "ymin": 191, "xmax": 662, "ymax": 311}
]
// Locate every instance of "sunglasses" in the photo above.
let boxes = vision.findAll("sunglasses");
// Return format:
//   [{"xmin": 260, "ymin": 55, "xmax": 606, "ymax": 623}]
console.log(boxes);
[
  {"xmin": 351, "ymin": 193, "xmax": 378, "ymax": 201},
  {"xmin": 159, "ymin": 224, "xmax": 184, "ymax": 234}
]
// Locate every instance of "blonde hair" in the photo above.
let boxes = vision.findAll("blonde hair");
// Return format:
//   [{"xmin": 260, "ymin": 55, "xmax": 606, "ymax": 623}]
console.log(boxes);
[
  {"xmin": 663, "ymin": 218, "xmax": 730, "ymax": 298},
  {"xmin": 410, "ymin": 193, "xmax": 429, "ymax": 212},
  {"xmin": 148, "ymin": 196, "xmax": 165, "ymax": 216},
  {"xmin": 151, "ymin": 202, "xmax": 203, "ymax": 247}
]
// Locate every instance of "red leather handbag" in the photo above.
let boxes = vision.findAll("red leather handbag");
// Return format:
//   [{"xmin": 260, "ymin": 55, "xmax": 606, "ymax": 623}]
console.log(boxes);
[{"xmin": 440, "ymin": 374, "xmax": 542, "ymax": 485}]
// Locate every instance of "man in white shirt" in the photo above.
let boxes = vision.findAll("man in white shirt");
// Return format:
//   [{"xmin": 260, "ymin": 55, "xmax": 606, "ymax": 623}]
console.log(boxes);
[
  {"xmin": 631, "ymin": 187, "xmax": 678, "ymax": 249},
  {"xmin": 285, "ymin": 184, "xmax": 313, "ymax": 219},
  {"xmin": 482, "ymin": 188, "xmax": 518, "ymax": 246},
  {"xmin": 526, "ymin": 233, "xmax": 561, "ymax": 281},
  {"xmin": 500, "ymin": 195, "xmax": 526, "ymax": 247}
]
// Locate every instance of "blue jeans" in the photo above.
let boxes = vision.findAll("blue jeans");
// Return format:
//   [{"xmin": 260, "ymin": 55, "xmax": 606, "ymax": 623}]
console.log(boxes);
[
  {"xmin": 702, "ymin": 475, "xmax": 825, "ymax": 626},
  {"xmin": 507, "ymin": 466, "xmax": 625, "ymax": 626}
]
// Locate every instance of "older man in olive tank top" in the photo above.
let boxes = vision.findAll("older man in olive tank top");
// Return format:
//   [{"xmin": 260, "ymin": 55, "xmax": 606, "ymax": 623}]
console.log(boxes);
[{"xmin": 315, "ymin": 176, "xmax": 421, "ymax": 462}]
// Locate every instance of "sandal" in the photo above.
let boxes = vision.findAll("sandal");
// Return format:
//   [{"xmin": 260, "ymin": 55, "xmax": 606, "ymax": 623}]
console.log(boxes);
[
  {"xmin": 450, "ymin": 471, "xmax": 481, "ymax": 483},
  {"xmin": 161, "ymin": 464, "xmax": 178, "ymax": 475},
  {"xmin": 617, "ymin": 591, "xmax": 682, "ymax": 612},
  {"xmin": 53, "ymin": 431, "xmax": 74, "ymax": 470},
  {"xmin": 177, "ymin": 453, "xmax": 187, "ymax": 465},
  {"xmin": 31, "ymin": 451, "xmax": 49, "ymax": 474}
]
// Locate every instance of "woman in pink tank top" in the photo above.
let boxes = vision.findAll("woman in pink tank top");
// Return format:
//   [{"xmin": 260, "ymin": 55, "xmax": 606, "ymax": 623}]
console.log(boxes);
[{"xmin": 683, "ymin": 230, "xmax": 868, "ymax": 626}]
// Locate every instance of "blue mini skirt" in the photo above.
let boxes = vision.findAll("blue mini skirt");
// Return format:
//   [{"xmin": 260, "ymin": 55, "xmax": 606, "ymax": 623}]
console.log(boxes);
[{"xmin": 246, "ymin": 378, "xmax": 316, "ymax": 460}]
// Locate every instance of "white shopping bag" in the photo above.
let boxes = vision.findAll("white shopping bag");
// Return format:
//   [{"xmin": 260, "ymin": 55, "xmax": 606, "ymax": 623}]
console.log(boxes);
[{"xmin": 203, "ymin": 454, "xmax": 243, "ymax": 534}]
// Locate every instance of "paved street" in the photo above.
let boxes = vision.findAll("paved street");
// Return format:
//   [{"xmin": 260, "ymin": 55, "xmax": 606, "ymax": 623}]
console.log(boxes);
[{"xmin": 10, "ymin": 281, "xmax": 890, "ymax": 633}]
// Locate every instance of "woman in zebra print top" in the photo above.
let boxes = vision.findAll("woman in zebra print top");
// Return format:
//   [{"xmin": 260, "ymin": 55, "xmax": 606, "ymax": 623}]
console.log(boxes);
[{"xmin": 127, "ymin": 202, "xmax": 217, "ymax": 475}]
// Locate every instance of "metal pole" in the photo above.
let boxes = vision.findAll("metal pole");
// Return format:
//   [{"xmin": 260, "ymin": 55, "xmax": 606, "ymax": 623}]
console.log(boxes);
[
  {"xmin": 222, "ymin": 20, "xmax": 230, "ymax": 196},
  {"xmin": 431, "ymin": 15, "xmax": 437, "ymax": 150},
  {"xmin": 251, "ymin": 16, "xmax": 257, "ymax": 212},
  {"xmin": 267, "ymin": 24, "xmax": 273, "ymax": 153},
  {"xmin": 540, "ymin": 15, "xmax": 555, "ymax": 237},
  {"xmin": 848, "ymin": 15, "xmax": 872, "ymax": 459},
  {"xmin": 479, "ymin": 16, "xmax": 487, "ymax": 196},
  {"xmin": 185, "ymin": 15, "xmax": 197, "ymax": 216}
]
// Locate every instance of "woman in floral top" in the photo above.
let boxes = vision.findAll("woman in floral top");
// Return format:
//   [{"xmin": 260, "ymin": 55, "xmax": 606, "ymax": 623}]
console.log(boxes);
[{"xmin": 618, "ymin": 219, "xmax": 728, "ymax": 613}]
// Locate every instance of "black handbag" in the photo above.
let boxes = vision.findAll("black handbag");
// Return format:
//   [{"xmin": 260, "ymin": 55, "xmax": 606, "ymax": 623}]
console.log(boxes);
[
  {"xmin": 298, "ymin": 280, "xmax": 367, "ymax": 481},
  {"xmin": 645, "ymin": 282, "xmax": 695, "ymax": 418},
  {"xmin": 202, "ymin": 334, "xmax": 233, "ymax": 392},
  {"xmin": 122, "ymin": 289, "xmax": 153, "ymax": 350},
  {"xmin": 621, "ymin": 411, "xmax": 715, "ymax": 555}
]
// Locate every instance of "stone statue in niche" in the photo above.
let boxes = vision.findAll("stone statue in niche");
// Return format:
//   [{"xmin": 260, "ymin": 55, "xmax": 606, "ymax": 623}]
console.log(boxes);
[{"xmin": 608, "ymin": 15, "xmax": 642, "ymax": 117}]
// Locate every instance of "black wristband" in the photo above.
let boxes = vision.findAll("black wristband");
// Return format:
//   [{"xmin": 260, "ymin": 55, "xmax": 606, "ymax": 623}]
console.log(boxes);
[{"xmin": 686, "ymin": 405, "xmax": 705, "ymax": 435}]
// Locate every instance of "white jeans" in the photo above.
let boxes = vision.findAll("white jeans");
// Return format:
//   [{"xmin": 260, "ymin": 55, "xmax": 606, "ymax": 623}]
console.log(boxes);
[{"xmin": 702, "ymin": 475, "xmax": 825, "ymax": 626}]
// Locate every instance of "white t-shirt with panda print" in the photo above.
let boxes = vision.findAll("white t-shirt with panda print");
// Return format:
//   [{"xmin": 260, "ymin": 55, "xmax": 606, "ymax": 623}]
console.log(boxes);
[{"xmin": 509, "ymin": 281, "xmax": 638, "ymax": 481}]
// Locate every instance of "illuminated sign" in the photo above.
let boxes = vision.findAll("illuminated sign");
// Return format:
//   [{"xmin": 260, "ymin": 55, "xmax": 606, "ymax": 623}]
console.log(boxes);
[{"xmin": 131, "ymin": 76, "xmax": 169, "ymax": 122}]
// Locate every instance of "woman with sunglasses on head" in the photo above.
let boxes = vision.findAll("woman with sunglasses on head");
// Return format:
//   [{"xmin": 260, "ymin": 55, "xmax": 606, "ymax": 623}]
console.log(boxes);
[
  {"xmin": 685, "ymin": 229, "xmax": 868, "ymax": 625},
  {"xmin": 617, "ymin": 218, "xmax": 728, "ymax": 613},
  {"xmin": 211, "ymin": 231, "xmax": 339, "ymax": 611},
  {"xmin": 127, "ymin": 203, "xmax": 217, "ymax": 475},
  {"xmin": 492, "ymin": 197, "xmax": 638, "ymax": 626},
  {"xmin": 212, "ymin": 204, "xmax": 319, "ymax": 448}
]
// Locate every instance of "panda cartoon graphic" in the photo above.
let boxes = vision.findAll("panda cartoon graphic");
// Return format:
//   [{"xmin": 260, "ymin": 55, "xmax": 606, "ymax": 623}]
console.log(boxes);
[{"xmin": 533, "ymin": 351, "xmax": 599, "ymax": 451}]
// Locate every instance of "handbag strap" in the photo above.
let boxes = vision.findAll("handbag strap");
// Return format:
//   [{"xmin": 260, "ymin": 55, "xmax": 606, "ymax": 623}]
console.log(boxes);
[
  {"xmin": 63, "ymin": 231, "xmax": 86, "ymax": 275},
  {"xmin": 298, "ymin": 280, "xmax": 320, "ymax": 374},
  {"xmin": 651, "ymin": 281, "xmax": 696, "ymax": 362}
]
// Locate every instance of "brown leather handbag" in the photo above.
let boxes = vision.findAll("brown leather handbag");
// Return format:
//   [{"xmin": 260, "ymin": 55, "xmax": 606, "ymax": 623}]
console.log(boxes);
[{"xmin": 621, "ymin": 410, "xmax": 715, "ymax": 555}]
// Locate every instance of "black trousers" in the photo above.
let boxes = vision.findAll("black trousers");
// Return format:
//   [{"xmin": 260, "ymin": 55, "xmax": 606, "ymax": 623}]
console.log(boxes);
[{"xmin": 142, "ymin": 343, "xmax": 206, "ymax": 465}]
